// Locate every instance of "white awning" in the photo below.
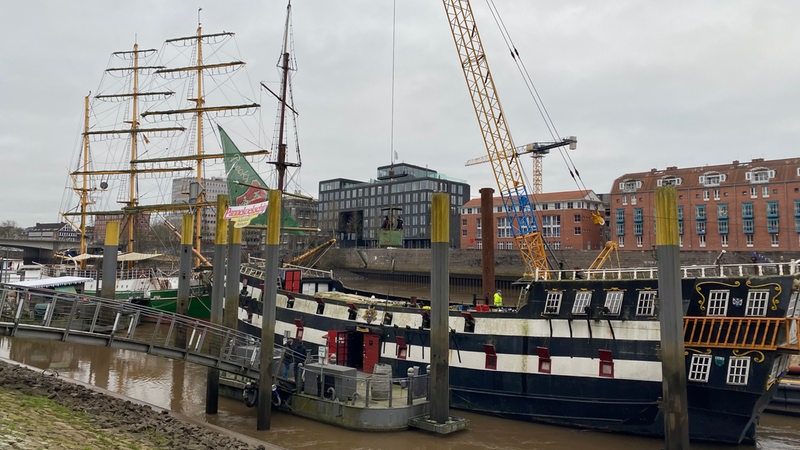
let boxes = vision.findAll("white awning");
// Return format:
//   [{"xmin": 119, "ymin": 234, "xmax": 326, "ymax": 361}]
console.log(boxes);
[
  {"xmin": 117, "ymin": 252, "xmax": 162, "ymax": 262},
  {"xmin": 10, "ymin": 276, "xmax": 93, "ymax": 288}
]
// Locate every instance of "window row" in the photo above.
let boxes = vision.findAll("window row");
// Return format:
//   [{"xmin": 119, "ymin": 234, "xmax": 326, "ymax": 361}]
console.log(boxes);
[
  {"xmin": 544, "ymin": 288, "xmax": 658, "ymax": 317},
  {"xmin": 688, "ymin": 354, "xmax": 751, "ymax": 385}
]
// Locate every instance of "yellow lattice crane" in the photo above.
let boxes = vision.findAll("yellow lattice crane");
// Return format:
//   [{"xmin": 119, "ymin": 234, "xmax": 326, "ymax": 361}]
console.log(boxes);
[{"xmin": 443, "ymin": 0, "xmax": 548, "ymax": 276}]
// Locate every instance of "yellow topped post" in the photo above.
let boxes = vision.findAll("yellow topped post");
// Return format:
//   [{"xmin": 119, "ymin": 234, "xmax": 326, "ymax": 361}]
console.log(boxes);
[{"xmin": 654, "ymin": 186, "xmax": 689, "ymax": 449}]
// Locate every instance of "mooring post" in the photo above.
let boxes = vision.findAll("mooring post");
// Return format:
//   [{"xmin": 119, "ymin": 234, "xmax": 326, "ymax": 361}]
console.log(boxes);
[
  {"xmin": 479, "ymin": 187, "xmax": 495, "ymax": 303},
  {"xmin": 175, "ymin": 214, "xmax": 193, "ymax": 349},
  {"xmin": 206, "ymin": 195, "xmax": 228, "ymax": 414},
  {"xmin": 100, "ymin": 221, "xmax": 119, "ymax": 299},
  {"xmin": 225, "ymin": 223, "xmax": 242, "ymax": 331},
  {"xmin": 655, "ymin": 186, "xmax": 690, "ymax": 449},
  {"xmin": 430, "ymin": 192, "xmax": 450, "ymax": 423},
  {"xmin": 257, "ymin": 190, "xmax": 281, "ymax": 430}
]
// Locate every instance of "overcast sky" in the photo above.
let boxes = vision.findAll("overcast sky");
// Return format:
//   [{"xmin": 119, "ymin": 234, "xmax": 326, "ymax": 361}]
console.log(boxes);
[{"xmin": 2, "ymin": 0, "xmax": 799, "ymax": 228}]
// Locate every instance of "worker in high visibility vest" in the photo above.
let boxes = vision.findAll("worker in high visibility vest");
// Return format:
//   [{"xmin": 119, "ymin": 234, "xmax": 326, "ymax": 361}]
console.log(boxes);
[{"xmin": 493, "ymin": 289, "xmax": 503, "ymax": 307}]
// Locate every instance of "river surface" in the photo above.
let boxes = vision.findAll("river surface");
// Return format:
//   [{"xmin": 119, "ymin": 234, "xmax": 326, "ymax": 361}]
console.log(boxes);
[{"xmin": 0, "ymin": 334, "xmax": 797, "ymax": 449}]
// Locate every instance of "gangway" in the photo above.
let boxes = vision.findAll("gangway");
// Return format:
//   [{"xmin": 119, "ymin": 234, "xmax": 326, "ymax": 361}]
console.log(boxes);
[{"xmin": 0, "ymin": 283, "xmax": 269, "ymax": 380}]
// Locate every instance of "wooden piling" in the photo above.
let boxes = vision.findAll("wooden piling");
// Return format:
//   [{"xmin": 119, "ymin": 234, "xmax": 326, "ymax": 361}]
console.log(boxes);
[
  {"xmin": 206, "ymin": 195, "xmax": 228, "ymax": 414},
  {"xmin": 430, "ymin": 192, "xmax": 450, "ymax": 423},
  {"xmin": 655, "ymin": 186, "xmax": 690, "ymax": 449},
  {"xmin": 257, "ymin": 190, "xmax": 281, "ymax": 430},
  {"xmin": 175, "ymin": 214, "xmax": 193, "ymax": 349},
  {"xmin": 100, "ymin": 221, "xmax": 119, "ymax": 299}
]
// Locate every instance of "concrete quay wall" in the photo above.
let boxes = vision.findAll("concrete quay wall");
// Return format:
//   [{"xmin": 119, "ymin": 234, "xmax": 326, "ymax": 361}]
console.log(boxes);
[{"xmin": 316, "ymin": 248, "xmax": 793, "ymax": 278}]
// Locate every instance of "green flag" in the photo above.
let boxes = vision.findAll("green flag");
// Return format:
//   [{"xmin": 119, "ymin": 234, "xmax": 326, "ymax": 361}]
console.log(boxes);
[{"xmin": 219, "ymin": 125, "xmax": 301, "ymax": 232}]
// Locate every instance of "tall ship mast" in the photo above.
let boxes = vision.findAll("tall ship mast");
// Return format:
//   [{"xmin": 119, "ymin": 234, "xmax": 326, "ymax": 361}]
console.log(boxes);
[
  {"xmin": 62, "ymin": 16, "xmax": 267, "ymax": 265},
  {"xmin": 63, "ymin": 44, "xmax": 184, "ymax": 262}
]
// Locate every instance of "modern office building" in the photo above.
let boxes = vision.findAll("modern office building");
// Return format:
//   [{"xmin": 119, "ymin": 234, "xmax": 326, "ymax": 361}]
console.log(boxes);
[
  {"xmin": 609, "ymin": 157, "xmax": 800, "ymax": 252},
  {"xmin": 459, "ymin": 190, "xmax": 607, "ymax": 251},
  {"xmin": 318, "ymin": 163, "xmax": 471, "ymax": 248}
]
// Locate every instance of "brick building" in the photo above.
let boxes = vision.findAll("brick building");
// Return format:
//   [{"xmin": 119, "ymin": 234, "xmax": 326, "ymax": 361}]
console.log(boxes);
[
  {"xmin": 459, "ymin": 190, "xmax": 607, "ymax": 251},
  {"xmin": 609, "ymin": 157, "xmax": 800, "ymax": 252}
]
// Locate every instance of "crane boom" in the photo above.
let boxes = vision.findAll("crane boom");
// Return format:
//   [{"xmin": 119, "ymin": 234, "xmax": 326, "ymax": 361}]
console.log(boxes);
[{"xmin": 443, "ymin": 0, "xmax": 548, "ymax": 275}]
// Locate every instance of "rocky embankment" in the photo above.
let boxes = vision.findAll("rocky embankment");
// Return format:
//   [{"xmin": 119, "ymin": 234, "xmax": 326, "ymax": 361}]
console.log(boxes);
[{"xmin": 0, "ymin": 359, "xmax": 272, "ymax": 450}]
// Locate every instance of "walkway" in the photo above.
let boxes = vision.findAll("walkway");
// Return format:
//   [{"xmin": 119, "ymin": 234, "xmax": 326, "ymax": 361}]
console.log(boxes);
[{"xmin": 0, "ymin": 283, "xmax": 264, "ymax": 379}]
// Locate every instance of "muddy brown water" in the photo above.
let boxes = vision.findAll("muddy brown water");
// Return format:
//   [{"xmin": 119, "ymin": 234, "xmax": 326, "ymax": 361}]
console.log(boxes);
[{"xmin": 1, "ymin": 334, "xmax": 797, "ymax": 450}]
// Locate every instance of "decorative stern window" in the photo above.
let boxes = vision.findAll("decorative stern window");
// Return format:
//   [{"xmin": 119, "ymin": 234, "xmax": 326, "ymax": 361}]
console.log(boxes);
[
  {"xmin": 726, "ymin": 356, "xmax": 751, "ymax": 385},
  {"xmin": 571, "ymin": 291, "xmax": 592, "ymax": 315},
  {"xmin": 707, "ymin": 290, "xmax": 730, "ymax": 316},
  {"xmin": 636, "ymin": 289, "xmax": 657, "ymax": 316},
  {"xmin": 604, "ymin": 290, "xmax": 624, "ymax": 315},
  {"xmin": 688, "ymin": 354, "xmax": 712, "ymax": 382},
  {"xmin": 544, "ymin": 290, "xmax": 563, "ymax": 315},
  {"xmin": 745, "ymin": 290, "xmax": 770, "ymax": 317}
]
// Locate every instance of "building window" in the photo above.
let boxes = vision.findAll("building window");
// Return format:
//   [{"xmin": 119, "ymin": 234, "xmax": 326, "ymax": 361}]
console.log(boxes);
[
  {"xmin": 745, "ymin": 290, "xmax": 770, "ymax": 317},
  {"xmin": 636, "ymin": 289, "xmax": 657, "ymax": 316},
  {"xmin": 615, "ymin": 209, "xmax": 625, "ymax": 222},
  {"xmin": 768, "ymin": 219, "xmax": 779, "ymax": 234},
  {"xmin": 572, "ymin": 290, "xmax": 592, "ymax": 315},
  {"xmin": 750, "ymin": 186, "xmax": 758, "ymax": 198},
  {"xmin": 703, "ymin": 190, "xmax": 710, "ymax": 201},
  {"xmin": 771, "ymin": 234, "xmax": 779, "ymax": 247},
  {"xmin": 698, "ymin": 234, "xmax": 706, "ymax": 247},
  {"xmin": 721, "ymin": 234, "xmax": 729, "ymax": 247},
  {"xmin": 658, "ymin": 176, "xmax": 682, "ymax": 186},
  {"xmin": 622, "ymin": 195, "xmax": 628, "ymax": 206},
  {"xmin": 762, "ymin": 185, "xmax": 770, "ymax": 198},
  {"xmin": 544, "ymin": 290, "xmax": 563, "ymax": 315},
  {"xmin": 636, "ymin": 235, "xmax": 643, "ymax": 247},
  {"xmin": 718, "ymin": 219, "xmax": 729, "ymax": 234},
  {"xmin": 616, "ymin": 222, "xmax": 625, "ymax": 238},
  {"xmin": 574, "ymin": 226, "xmax": 582, "ymax": 235},
  {"xmin": 700, "ymin": 172, "xmax": 725, "ymax": 187},
  {"xmin": 634, "ymin": 222, "xmax": 643, "ymax": 236},
  {"xmin": 726, "ymin": 357, "xmax": 751, "ymax": 385},
  {"xmin": 542, "ymin": 215, "xmax": 561, "ymax": 238},
  {"xmin": 707, "ymin": 290, "xmax": 730, "ymax": 316},
  {"xmin": 619, "ymin": 180, "xmax": 642, "ymax": 192},
  {"xmin": 767, "ymin": 201, "xmax": 779, "ymax": 218},
  {"xmin": 743, "ymin": 219, "xmax": 754, "ymax": 234},
  {"xmin": 745, "ymin": 233, "xmax": 754, "ymax": 247},
  {"xmin": 718, "ymin": 204, "xmax": 728, "ymax": 218},
  {"xmin": 688, "ymin": 354, "xmax": 713, "ymax": 382},
  {"xmin": 618, "ymin": 235, "xmax": 624, "ymax": 247},
  {"xmin": 714, "ymin": 189, "xmax": 720, "ymax": 201},
  {"xmin": 696, "ymin": 221, "xmax": 706, "ymax": 235},
  {"xmin": 462, "ymin": 229, "xmax": 467, "ymax": 237},
  {"xmin": 696, "ymin": 205, "xmax": 706, "ymax": 220},
  {"xmin": 604, "ymin": 290, "xmax": 624, "ymax": 315},
  {"xmin": 497, "ymin": 217, "xmax": 512, "ymax": 238},
  {"xmin": 574, "ymin": 214, "xmax": 581, "ymax": 222},
  {"xmin": 747, "ymin": 168, "xmax": 774, "ymax": 184}
]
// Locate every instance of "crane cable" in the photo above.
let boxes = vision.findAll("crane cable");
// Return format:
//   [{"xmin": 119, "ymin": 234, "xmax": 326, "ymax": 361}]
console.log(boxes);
[{"xmin": 484, "ymin": 0, "xmax": 588, "ymax": 193}]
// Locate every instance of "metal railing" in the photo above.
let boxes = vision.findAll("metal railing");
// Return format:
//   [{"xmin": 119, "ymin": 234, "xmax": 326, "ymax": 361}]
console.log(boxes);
[
  {"xmin": 0, "ymin": 284, "xmax": 263, "ymax": 378},
  {"xmin": 295, "ymin": 362, "xmax": 429, "ymax": 408},
  {"xmin": 528, "ymin": 260, "xmax": 799, "ymax": 282},
  {"xmin": 683, "ymin": 316, "xmax": 800, "ymax": 351}
]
